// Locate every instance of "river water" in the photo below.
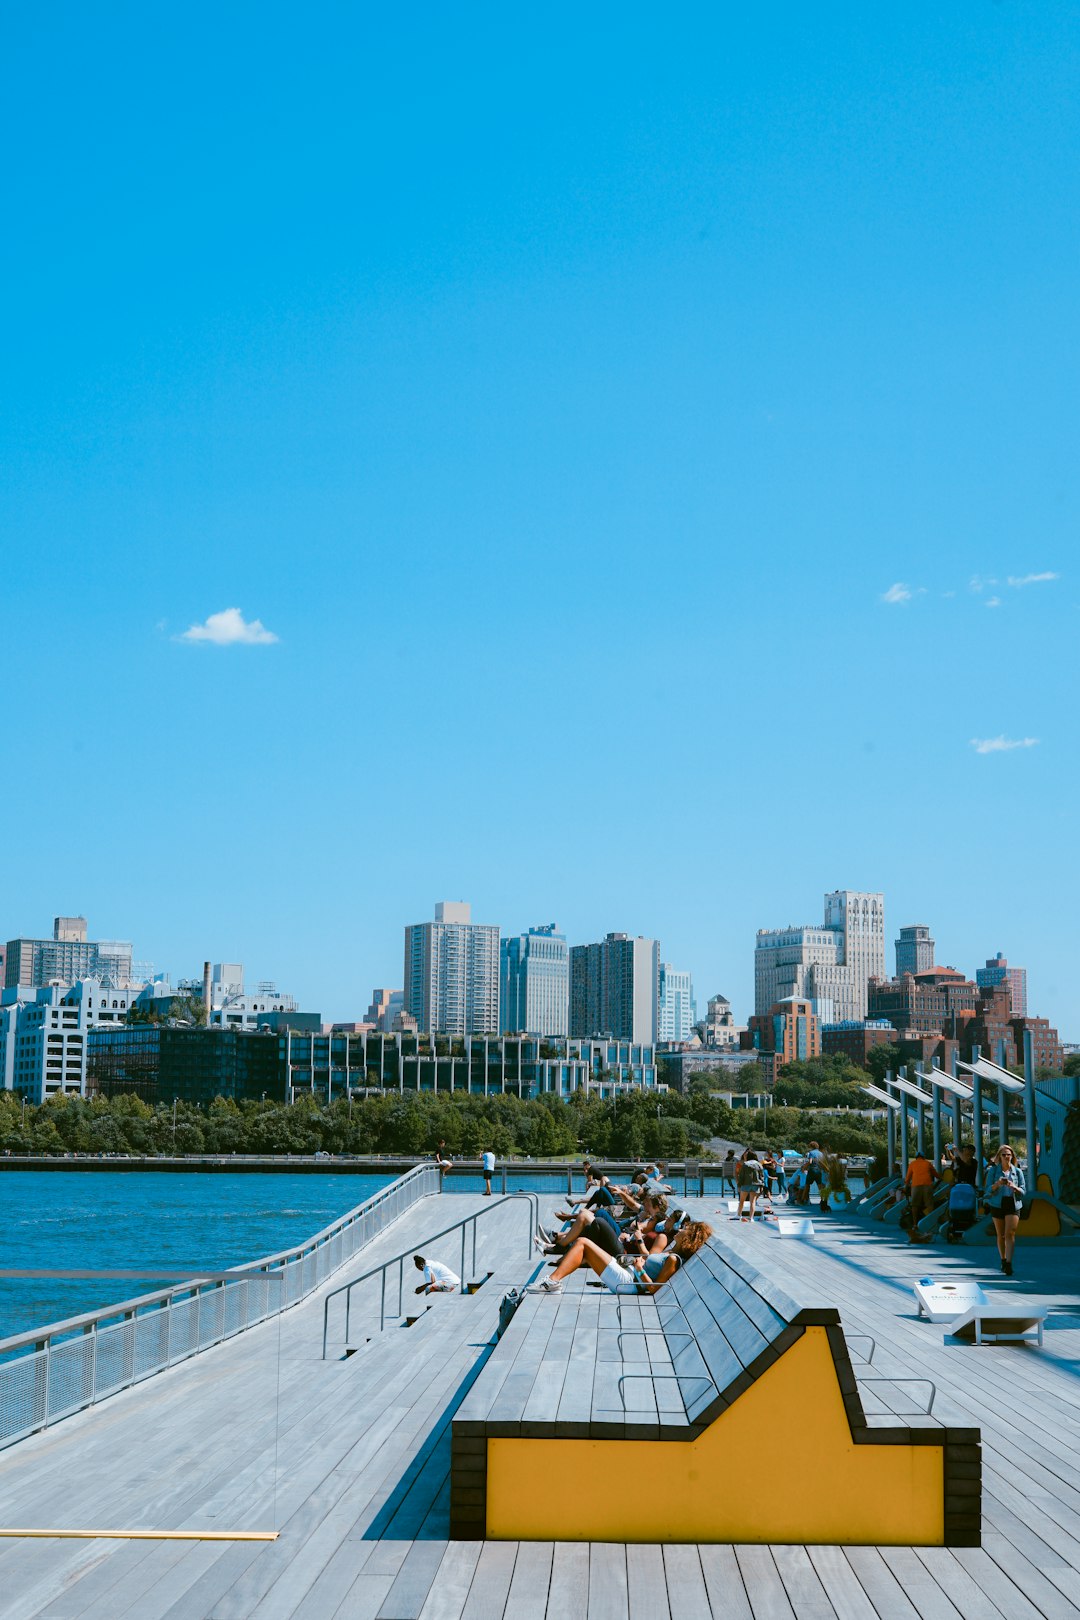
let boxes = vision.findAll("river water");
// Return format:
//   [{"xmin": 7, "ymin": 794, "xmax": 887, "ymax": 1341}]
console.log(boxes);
[{"xmin": 0, "ymin": 1172, "xmax": 392, "ymax": 1341}]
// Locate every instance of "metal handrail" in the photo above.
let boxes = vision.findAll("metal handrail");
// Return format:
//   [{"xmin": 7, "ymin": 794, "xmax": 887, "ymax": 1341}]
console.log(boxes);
[
  {"xmin": 321, "ymin": 1191, "xmax": 538, "ymax": 1358},
  {"xmin": 0, "ymin": 1164, "xmax": 440, "ymax": 1451}
]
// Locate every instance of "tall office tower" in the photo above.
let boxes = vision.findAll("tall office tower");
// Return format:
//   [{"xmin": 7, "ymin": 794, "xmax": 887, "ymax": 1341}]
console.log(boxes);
[
  {"xmin": 569, "ymin": 933, "xmax": 659, "ymax": 1045},
  {"xmin": 658, "ymin": 963, "xmax": 695, "ymax": 1042},
  {"xmin": 4, "ymin": 917, "xmax": 135, "ymax": 991},
  {"xmin": 403, "ymin": 902, "xmax": 500, "ymax": 1035},
  {"xmin": 976, "ymin": 952, "xmax": 1028, "ymax": 1017},
  {"xmin": 896, "ymin": 924, "xmax": 935, "ymax": 977},
  {"xmin": 500, "ymin": 925, "xmax": 569, "ymax": 1037},
  {"xmin": 823, "ymin": 891, "xmax": 885, "ymax": 1016}
]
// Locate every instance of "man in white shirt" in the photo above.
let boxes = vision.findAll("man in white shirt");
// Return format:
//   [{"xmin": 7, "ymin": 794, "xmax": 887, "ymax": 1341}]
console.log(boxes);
[
  {"xmin": 481, "ymin": 1149, "xmax": 496, "ymax": 1196},
  {"xmin": 413, "ymin": 1254, "xmax": 460, "ymax": 1294}
]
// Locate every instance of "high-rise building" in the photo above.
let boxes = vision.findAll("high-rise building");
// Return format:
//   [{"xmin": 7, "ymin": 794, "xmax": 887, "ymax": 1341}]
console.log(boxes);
[
  {"xmin": 658, "ymin": 963, "xmax": 695, "ymax": 1043},
  {"xmin": 569, "ymin": 933, "xmax": 659, "ymax": 1045},
  {"xmin": 823, "ymin": 890, "xmax": 886, "ymax": 1012},
  {"xmin": 755, "ymin": 890, "xmax": 884, "ymax": 1022},
  {"xmin": 976, "ymin": 953, "xmax": 1028, "ymax": 1018},
  {"xmin": 404, "ymin": 902, "xmax": 500, "ymax": 1035},
  {"xmin": 500, "ymin": 925, "xmax": 569, "ymax": 1037},
  {"xmin": 5, "ymin": 917, "xmax": 135, "ymax": 991},
  {"xmin": 895, "ymin": 924, "xmax": 935, "ymax": 977}
]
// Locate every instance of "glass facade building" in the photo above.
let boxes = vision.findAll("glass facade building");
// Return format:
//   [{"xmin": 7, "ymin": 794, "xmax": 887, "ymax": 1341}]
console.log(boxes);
[
  {"xmin": 500, "ymin": 925, "xmax": 569, "ymax": 1037},
  {"xmin": 281, "ymin": 1030, "xmax": 657, "ymax": 1101}
]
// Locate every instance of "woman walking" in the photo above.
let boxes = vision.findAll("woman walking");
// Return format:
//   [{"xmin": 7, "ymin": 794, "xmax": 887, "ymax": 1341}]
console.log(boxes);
[{"xmin": 984, "ymin": 1144, "xmax": 1025, "ymax": 1276}]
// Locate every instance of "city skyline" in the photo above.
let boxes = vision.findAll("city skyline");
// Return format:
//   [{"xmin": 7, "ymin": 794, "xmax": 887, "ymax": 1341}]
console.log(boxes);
[
  {"xmin": 2, "ymin": 7, "xmax": 1078, "ymax": 1035},
  {"xmin": 2, "ymin": 891, "xmax": 1067, "ymax": 1039}
]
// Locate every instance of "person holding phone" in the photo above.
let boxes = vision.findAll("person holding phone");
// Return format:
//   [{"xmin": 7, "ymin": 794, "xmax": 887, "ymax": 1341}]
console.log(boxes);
[{"xmin": 983, "ymin": 1144, "xmax": 1025, "ymax": 1276}]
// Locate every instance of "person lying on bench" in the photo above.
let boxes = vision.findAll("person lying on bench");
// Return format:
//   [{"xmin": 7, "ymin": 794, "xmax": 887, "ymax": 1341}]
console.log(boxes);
[
  {"xmin": 413, "ymin": 1254, "xmax": 461, "ymax": 1294},
  {"xmin": 537, "ymin": 1192, "xmax": 667, "ymax": 1258},
  {"xmin": 540, "ymin": 1192, "xmax": 667, "ymax": 1250},
  {"xmin": 528, "ymin": 1220, "xmax": 713, "ymax": 1295}
]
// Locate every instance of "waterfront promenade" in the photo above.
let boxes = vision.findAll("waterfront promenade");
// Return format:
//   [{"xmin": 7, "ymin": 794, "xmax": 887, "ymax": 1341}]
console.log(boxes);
[{"xmin": 0, "ymin": 1188, "xmax": 1077, "ymax": 1617}]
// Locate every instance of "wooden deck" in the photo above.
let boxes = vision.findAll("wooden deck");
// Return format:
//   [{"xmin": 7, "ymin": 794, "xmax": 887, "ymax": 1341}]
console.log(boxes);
[{"xmin": 0, "ymin": 1191, "xmax": 1077, "ymax": 1617}]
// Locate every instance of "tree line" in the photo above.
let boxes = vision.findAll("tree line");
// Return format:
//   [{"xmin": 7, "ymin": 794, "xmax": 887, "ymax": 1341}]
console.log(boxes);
[{"xmin": 0, "ymin": 1079, "xmax": 885, "ymax": 1161}]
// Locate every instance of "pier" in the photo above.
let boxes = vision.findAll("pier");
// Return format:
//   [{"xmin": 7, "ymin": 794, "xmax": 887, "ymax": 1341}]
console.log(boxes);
[{"xmin": 0, "ymin": 1176, "xmax": 1077, "ymax": 1617}]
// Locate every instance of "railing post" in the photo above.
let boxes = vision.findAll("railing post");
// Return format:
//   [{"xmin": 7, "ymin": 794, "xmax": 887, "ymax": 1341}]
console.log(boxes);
[
  {"xmin": 1024, "ymin": 1027, "xmax": 1038, "ymax": 1195},
  {"xmin": 471, "ymin": 1217, "xmax": 477, "ymax": 1277},
  {"xmin": 380, "ymin": 1268, "xmax": 387, "ymax": 1332},
  {"xmin": 398, "ymin": 1256, "xmax": 404, "ymax": 1318}
]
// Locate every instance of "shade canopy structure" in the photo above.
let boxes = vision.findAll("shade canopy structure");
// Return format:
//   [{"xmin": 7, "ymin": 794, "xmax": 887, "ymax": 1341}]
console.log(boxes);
[
  {"xmin": 917, "ymin": 1067, "xmax": 975, "ymax": 1101},
  {"xmin": 890, "ymin": 1075, "xmax": 936, "ymax": 1106},
  {"xmin": 956, "ymin": 1057, "xmax": 1025, "ymax": 1092},
  {"xmin": 861, "ymin": 1083, "xmax": 901, "ymax": 1110}
]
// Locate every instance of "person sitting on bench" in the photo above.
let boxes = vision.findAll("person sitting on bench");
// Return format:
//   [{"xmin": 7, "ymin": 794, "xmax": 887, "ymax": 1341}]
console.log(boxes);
[{"xmin": 529, "ymin": 1220, "xmax": 713, "ymax": 1295}]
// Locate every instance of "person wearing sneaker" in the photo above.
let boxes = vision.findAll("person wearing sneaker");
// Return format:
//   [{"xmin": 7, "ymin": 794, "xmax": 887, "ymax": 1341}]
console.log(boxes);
[
  {"xmin": 528, "ymin": 1221, "xmax": 713, "ymax": 1296},
  {"xmin": 984, "ymin": 1145, "xmax": 1025, "ymax": 1276}
]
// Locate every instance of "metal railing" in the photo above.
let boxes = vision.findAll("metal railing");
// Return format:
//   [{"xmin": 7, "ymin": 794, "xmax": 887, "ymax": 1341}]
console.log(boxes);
[
  {"xmin": 0, "ymin": 1163, "xmax": 440, "ymax": 1451},
  {"xmin": 321, "ymin": 1191, "xmax": 538, "ymax": 1357}
]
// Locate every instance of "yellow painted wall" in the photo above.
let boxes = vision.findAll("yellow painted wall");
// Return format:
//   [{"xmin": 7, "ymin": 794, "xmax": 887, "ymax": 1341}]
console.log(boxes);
[
  {"xmin": 486, "ymin": 1328, "xmax": 944, "ymax": 1545},
  {"xmin": 1018, "ymin": 1174, "xmax": 1061, "ymax": 1238}
]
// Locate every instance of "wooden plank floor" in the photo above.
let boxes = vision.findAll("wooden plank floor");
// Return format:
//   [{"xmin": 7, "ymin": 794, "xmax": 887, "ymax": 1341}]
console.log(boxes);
[{"xmin": 0, "ymin": 1191, "xmax": 1078, "ymax": 1618}]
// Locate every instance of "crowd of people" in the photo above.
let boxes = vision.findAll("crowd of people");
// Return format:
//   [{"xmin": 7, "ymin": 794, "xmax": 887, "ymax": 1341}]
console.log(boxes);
[
  {"xmin": 717, "ymin": 1143, "xmax": 837, "ymax": 1219},
  {"xmin": 528, "ymin": 1161, "xmax": 712, "ymax": 1295}
]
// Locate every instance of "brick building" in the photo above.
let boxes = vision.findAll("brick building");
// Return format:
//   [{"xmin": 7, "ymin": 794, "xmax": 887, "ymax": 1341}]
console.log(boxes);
[{"xmin": 821, "ymin": 1020, "xmax": 898, "ymax": 1068}]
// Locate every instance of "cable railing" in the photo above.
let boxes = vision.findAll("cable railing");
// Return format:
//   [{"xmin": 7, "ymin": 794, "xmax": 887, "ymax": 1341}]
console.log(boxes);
[
  {"xmin": 321, "ymin": 1191, "xmax": 538, "ymax": 1358},
  {"xmin": 0, "ymin": 1163, "xmax": 440, "ymax": 1451}
]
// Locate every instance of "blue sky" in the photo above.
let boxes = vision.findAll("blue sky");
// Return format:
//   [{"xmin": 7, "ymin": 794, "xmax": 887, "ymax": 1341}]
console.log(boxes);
[{"xmin": 2, "ymin": 3, "xmax": 1077, "ymax": 1031}]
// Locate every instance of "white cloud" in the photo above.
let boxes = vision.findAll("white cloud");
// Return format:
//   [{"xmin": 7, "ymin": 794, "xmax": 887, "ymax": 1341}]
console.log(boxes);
[
  {"xmin": 178, "ymin": 608, "xmax": 279, "ymax": 646},
  {"xmin": 881, "ymin": 582, "xmax": 912, "ymax": 605},
  {"xmin": 985, "ymin": 596, "xmax": 1002, "ymax": 609},
  {"xmin": 969, "ymin": 574, "xmax": 997, "ymax": 593},
  {"xmin": 1007, "ymin": 571, "xmax": 1059, "ymax": 588},
  {"xmin": 970, "ymin": 735, "xmax": 1039, "ymax": 755}
]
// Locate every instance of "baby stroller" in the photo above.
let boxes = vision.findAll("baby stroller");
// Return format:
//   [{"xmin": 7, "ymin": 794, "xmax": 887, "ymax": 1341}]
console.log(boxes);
[
  {"xmin": 788, "ymin": 1169, "xmax": 810, "ymax": 1207},
  {"xmin": 944, "ymin": 1181, "xmax": 978, "ymax": 1244}
]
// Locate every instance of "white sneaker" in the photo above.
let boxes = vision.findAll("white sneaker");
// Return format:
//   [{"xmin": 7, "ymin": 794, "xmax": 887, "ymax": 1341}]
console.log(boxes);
[{"xmin": 527, "ymin": 1279, "xmax": 563, "ymax": 1294}]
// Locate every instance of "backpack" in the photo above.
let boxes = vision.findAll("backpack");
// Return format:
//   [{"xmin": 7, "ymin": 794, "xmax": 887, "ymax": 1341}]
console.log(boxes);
[{"xmin": 497, "ymin": 1288, "xmax": 523, "ymax": 1340}]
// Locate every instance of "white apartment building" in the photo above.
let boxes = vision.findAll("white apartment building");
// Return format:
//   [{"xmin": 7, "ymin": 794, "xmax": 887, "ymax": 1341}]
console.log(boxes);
[
  {"xmin": 404, "ymin": 902, "xmax": 500, "ymax": 1035},
  {"xmin": 755, "ymin": 890, "xmax": 885, "ymax": 1022},
  {"xmin": 205, "ymin": 963, "xmax": 299, "ymax": 1030},
  {"xmin": 0, "ymin": 979, "xmax": 170, "ymax": 1104}
]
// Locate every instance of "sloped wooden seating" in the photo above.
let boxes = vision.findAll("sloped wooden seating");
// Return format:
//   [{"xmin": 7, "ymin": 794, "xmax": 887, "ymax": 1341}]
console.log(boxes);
[{"xmin": 450, "ymin": 1234, "xmax": 980, "ymax": 1547}]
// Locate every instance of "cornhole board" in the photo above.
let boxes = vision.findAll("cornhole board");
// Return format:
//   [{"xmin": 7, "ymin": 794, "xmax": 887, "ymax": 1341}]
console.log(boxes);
[
  {"xmin": 773, "ymin": 1217, "xmax": 815, "ymax": 1239},
  {"xmin": 914, "ymin": 1279, "xmax": 988, "ymax": 1323},
  {"xmin": 947, "ymin": 1299, "xmax": 1047, "ymax": 1347}
]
